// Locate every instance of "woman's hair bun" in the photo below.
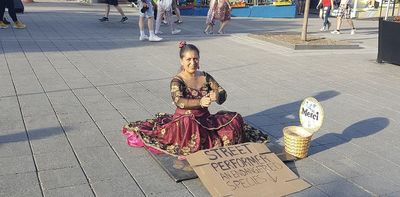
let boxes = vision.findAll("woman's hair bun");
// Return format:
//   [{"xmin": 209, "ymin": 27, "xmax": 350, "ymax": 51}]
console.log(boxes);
[{"xmin": 178, "ymin": 41, "xmax": 187, "ymax": 48}]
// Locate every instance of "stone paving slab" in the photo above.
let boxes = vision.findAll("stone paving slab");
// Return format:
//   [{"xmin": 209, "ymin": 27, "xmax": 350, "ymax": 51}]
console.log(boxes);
[{"xmin": 1, "ymin": 0, "xmax": 398, "ymax": 196}]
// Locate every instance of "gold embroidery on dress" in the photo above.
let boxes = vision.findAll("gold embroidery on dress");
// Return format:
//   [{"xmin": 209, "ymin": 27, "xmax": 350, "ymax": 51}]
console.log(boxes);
[
  {"xmin": 184, "ymin": 110, "xmax": 191, "ymax": 114},
  {"xmin": 142, "ymin": 136, "xmax": 150, "ymax": 143},
  {"xmin": 171, "ymin": 85, "xmax": 179, "ymax": 93},
  {"xmin": 188, "ymin": 134, "xmax": 197, "ymax": 150},
  {"xmin": 191, "ymin": 90, "xmax": 198, "ymax": 96},
  {"xmin": 179, "ymin": 102, "xmax": 185, "ymax": 108},
  {"xmin": 181, "ymin": 146, "xmax": 191, "ymax": 156},
  {"xmin": 161, "ymin": 128, "xmax": 166, "ymax": 136},
  {"xmin": 167, "ymin": 145, "xmax": 177, "ymax": 154},
  {"xmin": 176, "ymin": 91, "xmax": 182, "ymax": 97},
  {"xmin": 174, "ymin": 97, "xmax": 179, "ymax": 102},
  {"xmin": 133, "ymin": 126, "xmax": 140, "ymax": 132},
  {"xmin": 222, "ymin": 135, "xmax": 231, "ymax": 146},
  {"xmin": 213, "ymin": 139, "xmax": 221, "ymax": 147}
]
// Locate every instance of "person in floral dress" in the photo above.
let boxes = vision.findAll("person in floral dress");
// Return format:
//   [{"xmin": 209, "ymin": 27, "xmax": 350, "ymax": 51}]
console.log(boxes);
[{"xmin": 204, "ymin": 0, "xmax": 232, "ymax": 34}]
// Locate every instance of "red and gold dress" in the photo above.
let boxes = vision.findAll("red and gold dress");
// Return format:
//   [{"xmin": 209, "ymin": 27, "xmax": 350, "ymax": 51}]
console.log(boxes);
[{"xmin": 122, "ymin": 71, "xmax": 267, "ymax": 157}]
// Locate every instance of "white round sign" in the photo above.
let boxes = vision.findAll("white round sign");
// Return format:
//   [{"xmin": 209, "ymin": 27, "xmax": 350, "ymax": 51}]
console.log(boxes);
[{"xmin": 299, "ymin": 97, "xmax": 324, "ymax": 134}]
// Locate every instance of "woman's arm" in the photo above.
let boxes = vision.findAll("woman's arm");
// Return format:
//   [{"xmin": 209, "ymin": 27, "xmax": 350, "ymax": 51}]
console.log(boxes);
[
  {"xmin": 226, "ymin": 0, "xmax": 232, "ymax": 10},
  {"xmin": 206, "ymin": 73, "xmax": 227, "ymax": 105},
  {"xmin": 170, "ymin": 78, "xmax": 204, "ymax": 109},
  {"xmin": 316, "ymin": 0, "xmax": 322, "ymax": 8}
]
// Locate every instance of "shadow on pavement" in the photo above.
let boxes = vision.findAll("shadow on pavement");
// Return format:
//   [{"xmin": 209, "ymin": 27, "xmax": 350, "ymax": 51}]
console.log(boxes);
[
  {"xmin": 0, "ymin": 126, "xmax": 69, "ymax": 144},
  {"xmin": 309, "ymin": 117, "xmax": 389, "ymax": 155},
  {"xmin": 244, "ymin": 90, "xmax": 340, "ymax": 141}
]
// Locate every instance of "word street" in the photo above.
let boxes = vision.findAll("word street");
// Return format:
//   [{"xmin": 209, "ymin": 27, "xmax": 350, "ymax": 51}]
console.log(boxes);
[{"xmin": 204, "ymin": 144, "xmax": 284, "ymax": 191}]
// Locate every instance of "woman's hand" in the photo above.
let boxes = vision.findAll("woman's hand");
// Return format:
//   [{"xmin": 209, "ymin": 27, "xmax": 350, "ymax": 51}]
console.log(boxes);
[
  {"xmin": 209, "ymin": 91, "xmax": 217, "ymax": 102},
  {"xmin": 200, "ymin": 95, "xmax": 212, "ymax": 108}
]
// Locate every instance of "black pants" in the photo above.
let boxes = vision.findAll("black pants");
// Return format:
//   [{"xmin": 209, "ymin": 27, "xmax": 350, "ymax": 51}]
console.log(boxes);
[{"xmin": 0, "ymin": 0, "xmax": 18, "ymax": 22}]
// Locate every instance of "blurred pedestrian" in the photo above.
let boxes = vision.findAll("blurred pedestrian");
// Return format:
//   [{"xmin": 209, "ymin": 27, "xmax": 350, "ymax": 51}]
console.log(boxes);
[
  {"xmin": 155, "ymin": 0, "xmax": 181, "ymax": 35},
  {"xmin": 317, "ymin": 0, "xmax": 333, "ymax": 31},
  {"xmin": 138, "ymin": 0, "xmax": 163, "ymax": 41},
  {"xmin": 204, "ymin": 0, "xmax": 231, "ymax": 34},
  {"xmin": 0, "ymin": 0, "xmax": 26, "ymax": 29},
  {"xmin": 331, "ymin": 0, "xmax": 356, "ymax": 34},
  {"xmin": 172, "ymin": 0, "xmax": 183, "ymax": 24},
  {"xmin": 99, "ymin": 0, "xmax": 128, "ymax": 23}
]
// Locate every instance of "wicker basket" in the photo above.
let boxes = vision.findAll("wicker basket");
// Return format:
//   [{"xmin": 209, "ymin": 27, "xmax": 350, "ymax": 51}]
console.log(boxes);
[{"xmin": 283, "ymin": 126, "xmax": 313, "ymax": 159}]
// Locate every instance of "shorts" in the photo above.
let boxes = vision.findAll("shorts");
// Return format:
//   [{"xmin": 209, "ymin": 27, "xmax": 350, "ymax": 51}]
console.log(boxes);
[
  {"xmin": 106, "ymin": 0, "xmax": 118, "ymax": 6},
  {"xmin": 337, "ymin": 4, "xmax": 352, "ymax": 19},
  {"xmin": 139, "ymin": 1, "xmax": 155, "ymax": 18}
]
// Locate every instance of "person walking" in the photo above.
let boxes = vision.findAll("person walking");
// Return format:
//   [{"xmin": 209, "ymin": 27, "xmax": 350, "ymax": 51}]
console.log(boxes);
[
  {"xmin": 172, "ymin": 0, "xmax": 183, "ymax": 24},
  {"xmin": 138, "ymin": 0, "xmax": 163, "ymax": 41},
  {"xmin": 204, "ymin": 0, "xmax": 231, "ymax": 34},
  {"xmin": 317, "ymin": 0, "xmax": 333, "ymax": 31},
  {"xmin": 296, "ymin": 0, "xmax": 305, "ymax": 15},
  {"xmin": 204, "ymin": 0, "xmax": 216, "ymax": 34},
  {"xmin": 0, "ymin": 0, "xmax": 26, "ymax": 29},
  {"xmin": 331, "ymin": 0, "xmax": 356, "ymax": 34},
  {"xmin": 99, "ymin": 0, "xmax": 128, "ymax": 23},
  {"xmin": 155, "ymin": 0, "xmax": 181, "ymax": 35},
  {"xmin": 215, "ymin": 0, "xmax": 231, "ymax": 34}
]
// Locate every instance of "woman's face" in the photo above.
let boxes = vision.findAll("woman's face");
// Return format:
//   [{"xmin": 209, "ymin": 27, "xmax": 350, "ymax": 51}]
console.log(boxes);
[{"xmin": 180, "ymin": 50, "xmax": 200, "ymax": 74}]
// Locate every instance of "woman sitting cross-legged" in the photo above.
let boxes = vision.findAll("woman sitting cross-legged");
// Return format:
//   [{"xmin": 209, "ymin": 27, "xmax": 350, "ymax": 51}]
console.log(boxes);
[{"xmin": 122, "ymin": 41, "xmax": 267, "ymax": 159}]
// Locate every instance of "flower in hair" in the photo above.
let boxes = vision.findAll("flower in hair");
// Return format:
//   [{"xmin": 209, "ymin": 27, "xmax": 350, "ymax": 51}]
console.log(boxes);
[{"xmin": 178, "ymin": 41, "xmax": 186, "ymax": 48}]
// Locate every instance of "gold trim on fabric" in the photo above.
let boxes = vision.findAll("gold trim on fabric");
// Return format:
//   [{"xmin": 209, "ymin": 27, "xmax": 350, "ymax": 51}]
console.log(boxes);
[
  {"xmin": 222, "ymin": 135, "xmax": 231, "ymax": 146},
  {"xmin": 213, "ymin": 139, "xmax": 221, "ymax": 147},
  {"xmin": 167, "ymin": 144, "xmax": 178, "ymax": 154},
  {"xmin": 181, "ymin": 146, "xmax": 191, "ymax": 156},
  {"xmin": 188, "ymin": 133, "xmax": 197, "ymax": 150},
  {"xmin": 171, "ymin": 85, "xmax": 179, "ymax": 93}
]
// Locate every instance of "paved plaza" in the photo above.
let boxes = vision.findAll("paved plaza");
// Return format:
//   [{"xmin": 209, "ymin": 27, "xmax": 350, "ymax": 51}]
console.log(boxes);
[{"xmin": 1, "ymin": 1, "xmax": 400, "ymax": 196}]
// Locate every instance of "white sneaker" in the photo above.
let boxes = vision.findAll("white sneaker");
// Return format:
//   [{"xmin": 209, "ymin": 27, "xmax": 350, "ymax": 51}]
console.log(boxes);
[
  {"xmin": 331, "ymin": 30, "xmax": 341, "ymax": 34},
  {"xmin": 155, "ymin": 30, "xmax": 163, "ymax": 35},
  {"xmin": 350, "ymin": 29, "xmax": 356, "ymax": 35},
  {"xmin": 171, "ymin": 29, "xmax": 181, "ymax": 35},
  {"xmin": 139, "ymin": 35, "xmax": 149, "ymax": 41},
  {"xmin": 149, "ymin": 35, "xmax": 163, "ymax": 42},
  {"xmin": 320, "ymin": 26, "xmax": 326, "ymax": 31}
]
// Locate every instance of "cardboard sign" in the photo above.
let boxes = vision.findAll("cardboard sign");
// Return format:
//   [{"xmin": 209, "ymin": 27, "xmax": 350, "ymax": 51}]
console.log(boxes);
[{"xmin": 186, "ymin": 143, "xmax": 310, "ymax": 197}]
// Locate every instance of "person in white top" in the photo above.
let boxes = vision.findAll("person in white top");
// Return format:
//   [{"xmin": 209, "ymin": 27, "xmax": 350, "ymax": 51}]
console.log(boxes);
[
  {"xmin": 155, "ymin": 0, "xmax": 181, "ymax": 35},
  {"xmin": 138, "ymin": 0, "xmax": 163, "ymax": 42},
  {"xmin": 331, "ymin": 0, "xmax": 356, "ymax": 35}
]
